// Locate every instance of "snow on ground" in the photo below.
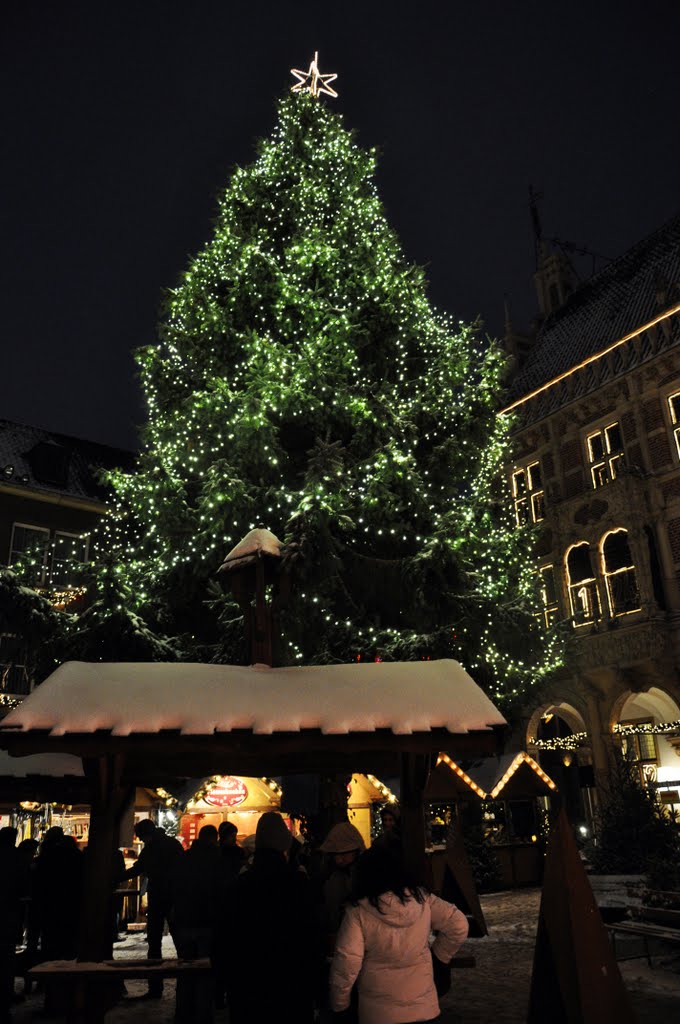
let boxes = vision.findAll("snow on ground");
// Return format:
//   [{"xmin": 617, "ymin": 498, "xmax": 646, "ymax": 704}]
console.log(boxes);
[{"xmin": 9, "ymin": 888, "xmax": 680, "ymax": 1022}]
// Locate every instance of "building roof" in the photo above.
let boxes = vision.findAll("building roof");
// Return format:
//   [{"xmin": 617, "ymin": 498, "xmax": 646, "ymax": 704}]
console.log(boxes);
[
  {"xmin": 0, "ymin": 418, "xmax": 134, "ymax": 507},
  {"xmin": 507, "ymin": 211, "xmax": 680, "ymax": 405},
  {"xmin": 0, "ymin": 659, "xmax": 505, "ymax": 739}
]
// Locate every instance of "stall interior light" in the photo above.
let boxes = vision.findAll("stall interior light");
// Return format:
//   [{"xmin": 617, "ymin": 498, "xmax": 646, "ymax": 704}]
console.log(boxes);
[
  {"xmin": 489, "ymin": 751, "xmax": 557, "ymax": 799},
  {"xmin": 436, "ymin": 753, "xmax": 487, "ymax": 799}
]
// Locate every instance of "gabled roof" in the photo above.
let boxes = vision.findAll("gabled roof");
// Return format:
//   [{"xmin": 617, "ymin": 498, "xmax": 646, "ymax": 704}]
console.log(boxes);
[
  {"xmin": 506, "ymin": 211, "xmax": 680, "ymax": 405},
  {"xmin": 0, "ymin": 659, "xmax": 505, "ymax": 738},
  {"xmin": 429, "ymin": 752, "xmax": 557, "ymax": 800},
  {"xmin": 0, "ymin": 659, "xmax": 506, "ymax": 781},
  {"xmin": 0, "ymin": 418, "xmax": 134, "ymax": 506}
]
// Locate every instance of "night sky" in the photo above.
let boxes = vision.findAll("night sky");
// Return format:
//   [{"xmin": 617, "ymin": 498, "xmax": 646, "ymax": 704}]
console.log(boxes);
[{"xmin": 3, "ymin": 2, "xmax": 679, "ymax": 450}]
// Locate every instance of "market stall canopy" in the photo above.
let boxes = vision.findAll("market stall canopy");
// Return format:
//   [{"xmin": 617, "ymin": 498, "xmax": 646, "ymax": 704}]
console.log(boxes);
[{"xmin": 0, "ymin": 659, "xmax": 506, "ymax": 782}]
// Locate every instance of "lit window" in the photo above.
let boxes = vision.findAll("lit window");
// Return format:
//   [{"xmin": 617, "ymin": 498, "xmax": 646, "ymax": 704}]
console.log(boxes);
[
  {"xmin": 539, "ymin": 564, "xmax": 559, "ymax": 628},
  {"xmin": 601, "ymin": 529, "xmax": 640, "ymax": 617},
  {"xmin": 565, "ymin": 543, "xmax": 600, "ymax": 625},
  {"xmin": 668, "ymin": 392, "xmax": 680, "ymax": 458},
  {"xmin": 512, "ymin": 461, "xmax": 545, "ymax": 526},
  {"xmin": 619, "ymin": 718, "xmax": 658, "ymax": 785},
  {"xmin": 0, "ymin": 633, "xmax": 31, "ymax": 696},
  {"xmin": 8, "ymin": 524, "xmax": 50, "ymax": 585},
  {"xmin": 51, "ymin": 532, "xmax": 89, "ymax": 589},
  {"xmin": 586, "ymin": 423, "xmax": 624, "ymax": 488}
]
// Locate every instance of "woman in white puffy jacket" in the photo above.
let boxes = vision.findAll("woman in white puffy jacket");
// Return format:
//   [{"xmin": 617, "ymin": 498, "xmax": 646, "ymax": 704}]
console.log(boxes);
[{"xmin": 329, "ymin": 847, "xmax": 469, "ymax": 1024}]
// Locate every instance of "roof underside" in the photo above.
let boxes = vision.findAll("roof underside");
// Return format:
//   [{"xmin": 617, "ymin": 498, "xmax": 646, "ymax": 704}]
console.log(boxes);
[{"xmin": 507, "ymin": 211, "xmax": 680, "ymax": 403}]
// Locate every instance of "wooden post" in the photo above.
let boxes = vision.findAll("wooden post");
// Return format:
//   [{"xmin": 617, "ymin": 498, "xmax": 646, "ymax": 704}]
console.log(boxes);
[
  {"xmin": 252, "ymin": 556, "xmax": 273, "ymax": 666},
  {"xmin": 400, "ymin": 752, "xmax": 431, "ymax": 884},
  {"xmin": 79, "ymin": 755, "xmax": 132, "ymax": 963}
]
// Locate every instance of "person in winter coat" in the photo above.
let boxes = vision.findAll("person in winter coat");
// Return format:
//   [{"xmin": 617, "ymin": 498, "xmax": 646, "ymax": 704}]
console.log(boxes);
[
  {"xmin": 125, "ymin": 819, "xmax": 183, "ymax": 998},
  {"xmin": 329, "ymin": 848, "xmax": 468, "ymax": 1024},
  {"xmin": 224, "ymin": 812, "xmax": 321, "ymax": 1024},
  {"xmin": 217, "ymin": 821, "xmax": 245, "ymax": 880},
  {"xmin": 371, "ymin": 804, "xmax": 402, "ymax": 860},
  {"xmin": 170, "ymin": 825, "xmax": 223, "ymax": 1024},
  {"xmin": 319, "ymin": 822, "xmax": 366, "ymax": 953}
]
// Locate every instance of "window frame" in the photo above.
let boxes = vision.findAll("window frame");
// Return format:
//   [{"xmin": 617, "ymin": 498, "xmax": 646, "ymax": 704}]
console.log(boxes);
[
  {"xmin": 619, "ymin": 717, "xmax": 659, "ymax": 784},
  {"xmin": 599, "ymin": 528, "xmax": 641, "ymax": 618},
  {"xmin": 585, "ymin": 422, "xmax": 625, "ymax": 489},
  {"xmin": 565, "ymin": 541, "xmax": 601, "ymax": 626},
  {"xmin": 666, "ymin": 391, "xmax": 680, "ymax": 462},
  {"xmin": 8, "ymin": 522, "xmax": 51, "ymax": 584},
  {"xmin": 50, "ymin": 530, "xmax": 90, "ymax": 590},
  {"xmin": 511, "ymin": 460, "xmax": 546, "ymax": 527},
  {"xmin": 538, "ymin": 563, "xmax": 559, "ymax": 628}
]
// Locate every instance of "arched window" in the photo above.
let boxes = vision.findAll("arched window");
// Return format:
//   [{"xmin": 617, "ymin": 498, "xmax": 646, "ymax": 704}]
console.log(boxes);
[
  {"xmin": 565, "ymin": 542, "xmax": 599, "ymax": 625},
  {"xmin": 601, "ymin": 529, "xmax": 641, "ymax": 617}
]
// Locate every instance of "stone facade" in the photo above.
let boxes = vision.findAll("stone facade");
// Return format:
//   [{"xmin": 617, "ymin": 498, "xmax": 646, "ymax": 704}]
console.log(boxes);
[{"xmin": 503, "ymin": 214, "xmax": 680, "ymax": 823}]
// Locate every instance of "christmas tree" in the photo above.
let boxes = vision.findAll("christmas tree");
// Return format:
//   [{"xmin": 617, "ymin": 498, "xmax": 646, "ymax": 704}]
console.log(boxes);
[{"xmin": 97, "ymin": 65, "xmax": 560, "ymax": 705}]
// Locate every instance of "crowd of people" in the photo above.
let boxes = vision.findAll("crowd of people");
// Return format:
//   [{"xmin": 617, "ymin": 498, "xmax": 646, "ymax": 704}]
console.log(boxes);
[{"xmin": 0, "ymin": 805, "xmax": 469, "ymax": 1024}]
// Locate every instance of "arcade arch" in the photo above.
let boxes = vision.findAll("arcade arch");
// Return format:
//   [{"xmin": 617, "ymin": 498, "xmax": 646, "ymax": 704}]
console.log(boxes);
[{"xmin": 610, "ymin": 687, "xmax": 680, "ymax": 800}]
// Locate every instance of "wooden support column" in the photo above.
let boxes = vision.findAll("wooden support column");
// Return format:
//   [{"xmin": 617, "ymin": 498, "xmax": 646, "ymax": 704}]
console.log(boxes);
[
  {"xmin": 400, "ymin": 752, "xmax": 432, "ymax": 885},
  {"xmin": 79, "ymin": 754, "xmax": 133, "ymax": 963}
]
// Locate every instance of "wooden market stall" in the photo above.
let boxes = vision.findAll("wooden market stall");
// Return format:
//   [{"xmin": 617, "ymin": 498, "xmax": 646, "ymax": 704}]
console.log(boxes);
[
  {"xmin": 0, "ymin": 657, "xmax": 505, "ymax": 975},
  {"xmin": 427, "ymin": 751, "xmax": 558, "ymax": 887},
  {"xmin": 177, "ymin": 770, "xmax": 393, "ymax": 849}
]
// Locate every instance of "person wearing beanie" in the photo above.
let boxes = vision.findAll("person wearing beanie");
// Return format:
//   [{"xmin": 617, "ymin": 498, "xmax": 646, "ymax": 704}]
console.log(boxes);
[
  {"xmin": 319, "ymin": 822, "xmax": 366, "ymax": 953},
  {"xmin": 224, "ymin": 813, "xmax": 320, "ymax": 1024}
]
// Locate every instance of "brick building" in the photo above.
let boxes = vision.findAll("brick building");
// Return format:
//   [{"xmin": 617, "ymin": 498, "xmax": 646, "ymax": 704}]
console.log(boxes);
[
  {"xmin": 0, "ymin": 419, "xmax": 131, "ymax": 702},
  {"xmin": 503, "ymin": 212, "xmax": 680, "ymax": 826}
]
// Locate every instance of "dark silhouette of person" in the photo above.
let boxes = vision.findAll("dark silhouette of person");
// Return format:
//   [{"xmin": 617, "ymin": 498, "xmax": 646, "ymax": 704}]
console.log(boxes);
[
  {"xmin": 170, "ymin": 825, "xmax": 223, "ymax": 1023},
  {"xmin": 33, "ymin": 827, "xmax": 83, "ymax": 962},
  {"xmin": 217, "ymin": 821, "xmax": 245, "ymax": 880},
  {"xmin": 372, "ymin": 804, "xmax": 402, "ymax": 859},
  {"xmin": 125, "ymin": 819, "xmax": 183, "ymax": 998},
  {"xmin": 31, "ymin": 827, "xmax": 84, "ymax": 1016},
  {"xmin": 224, "ymin": 812, "xmax": 321, "ymax": 1024},
  {"xmin": 213, "ymin": 821, "xmax": 245, "ymax": 1010},
  {"xmin": 0, "ymin": 827, "xmax": 20, "ymax": 1024}
]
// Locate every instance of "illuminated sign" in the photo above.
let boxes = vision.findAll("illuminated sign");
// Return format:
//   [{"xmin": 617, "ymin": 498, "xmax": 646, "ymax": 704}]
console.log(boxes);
[{"xmin": 204, "ymin": 777, "xmax": 248, "ymax": 808}]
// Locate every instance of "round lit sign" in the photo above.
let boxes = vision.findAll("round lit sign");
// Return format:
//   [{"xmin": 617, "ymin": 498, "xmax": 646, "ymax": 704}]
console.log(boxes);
[{"xmin": 204, "ymin": 777, "xmax": 248, "ymax": 808}]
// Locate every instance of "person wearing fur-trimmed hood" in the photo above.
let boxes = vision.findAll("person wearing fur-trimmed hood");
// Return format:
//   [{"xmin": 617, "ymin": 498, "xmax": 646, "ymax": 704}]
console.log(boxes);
[{"xmin": 329, "ymin": 847, "xmax": 468, "ymax": 1024}]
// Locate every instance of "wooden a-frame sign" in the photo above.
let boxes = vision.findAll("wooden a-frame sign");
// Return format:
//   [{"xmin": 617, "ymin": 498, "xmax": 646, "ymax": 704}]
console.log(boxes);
[{"xmin": 527, "ymin": 809, "xmax": 636, "ymax": 1023}]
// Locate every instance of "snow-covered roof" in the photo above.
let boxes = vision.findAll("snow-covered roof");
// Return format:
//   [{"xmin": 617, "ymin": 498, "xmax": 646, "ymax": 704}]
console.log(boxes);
[
  {"xmin": 0, "ymin": 659, "xmax": 505, "ymax": 739},
  {"xmin": 0, "ymin": 749, "xmax": 84, "ymax": 777},
  {"xmin": 219, "ymin": 528, "xmax": 283, "ymax": 572}
]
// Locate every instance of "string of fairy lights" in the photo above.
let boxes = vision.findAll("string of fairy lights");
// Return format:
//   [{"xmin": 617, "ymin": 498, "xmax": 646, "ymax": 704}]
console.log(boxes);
[
  {"xmin": 529, "ymin": 721, "xmax": 680, "ymax": 750},
  {"xmin": 0, "ymin": 60, "xmax": 562, "ymax": 710},
  {"xmin": 85, "ymin": 77, "xmax": 565, "ymax": 704}
]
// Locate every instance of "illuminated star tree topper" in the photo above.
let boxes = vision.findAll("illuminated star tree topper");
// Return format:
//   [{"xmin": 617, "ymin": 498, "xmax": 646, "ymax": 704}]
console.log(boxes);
[{"xmin": 290, "ymin": 51, "xmax": 338, "ymax": 99}]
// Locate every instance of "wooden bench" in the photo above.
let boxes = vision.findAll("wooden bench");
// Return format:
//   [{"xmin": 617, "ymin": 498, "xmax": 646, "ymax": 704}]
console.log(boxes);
[
  {"xmin": 605, "ymin": 920, "xmax": 680, "ymax": 968},
  {"xmin": 28, "ymin": 958, "xmax": 212, "ymax": 1023}
]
